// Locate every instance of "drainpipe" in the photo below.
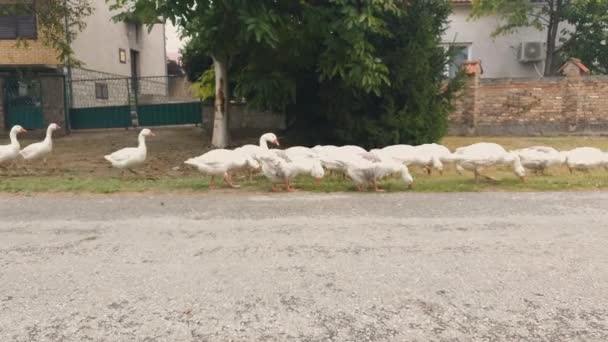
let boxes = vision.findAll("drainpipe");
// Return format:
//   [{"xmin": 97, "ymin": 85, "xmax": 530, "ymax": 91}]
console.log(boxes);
[{"xmin": 63, "ymin": 0, "xmax": 72, "ymax": 132}]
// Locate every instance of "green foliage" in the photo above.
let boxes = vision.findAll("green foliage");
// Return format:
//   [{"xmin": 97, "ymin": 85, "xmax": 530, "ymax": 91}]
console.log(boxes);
[
  {"xmin": 470, "ymin": 0, "xmax": 547, "ymax": 35},
  {"xmin": 180, "ymin": 37, "xmax": 213, "ymax": 82},
  {"xmin": 190, "ymin": 67, "xmax": 215, "ymax": 101},
  {"xmin": 560, "ymin": 0, "xmax": 608, "ymax": 74},
  {"xmin": 289, "ymin": 0, "xmax": 461, "ymax": 147},
  {"xmin": 111, "ymin": 0, "xmax": 461, "ymax": 146}
]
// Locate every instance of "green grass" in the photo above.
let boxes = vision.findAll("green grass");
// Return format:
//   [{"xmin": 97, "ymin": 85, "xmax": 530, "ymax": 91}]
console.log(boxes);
[
  {"xmin": 1, "ymin": 135, "xmax": 607, "ymax": 194},
  {"xmin": 1, "ymin": 168, "xmax": 607, "ymax": 194}
]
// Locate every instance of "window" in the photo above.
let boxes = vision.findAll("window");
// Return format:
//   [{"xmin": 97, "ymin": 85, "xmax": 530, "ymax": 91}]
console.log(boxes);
[
  {"xmin": 0, "ymin": 3, "xmax": 37, "ymax": 40},
  {"xmin": 95, "ymin": 83, "xmax": 109, "ymax": 100},
  {"xmin": 446, "ymin": 44, "xmax": 471, "ymax": 78},
  {"xmin": 119, "ymin": 48, "xmax": 127, "ymax": 64}
]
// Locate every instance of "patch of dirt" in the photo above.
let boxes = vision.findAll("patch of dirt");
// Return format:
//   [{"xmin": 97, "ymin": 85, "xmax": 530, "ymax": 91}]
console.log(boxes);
[{"xmin": 6, "ymin": 127, "xmax": 258, "ymax": 178}]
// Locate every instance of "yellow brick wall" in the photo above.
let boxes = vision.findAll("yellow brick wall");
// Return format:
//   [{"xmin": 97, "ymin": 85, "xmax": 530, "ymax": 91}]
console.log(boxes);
[
  {"xmin": 0, "ymin": 0, "xmax": 60, "ymax": 65},
  {"xmin": 0, "ymin": 40, "xmax": 59, "ymax": 65}
]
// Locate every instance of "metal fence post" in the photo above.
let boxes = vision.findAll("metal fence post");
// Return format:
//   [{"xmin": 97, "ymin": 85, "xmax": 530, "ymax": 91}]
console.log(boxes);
[{"xmin": 63, "ymin": 74, "xmax": 71, "ymax": 133}]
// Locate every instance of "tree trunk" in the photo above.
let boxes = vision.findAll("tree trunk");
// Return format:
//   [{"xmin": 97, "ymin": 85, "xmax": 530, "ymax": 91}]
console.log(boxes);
[
  {"xmin": 544, "ymin": 0, "xmax": 561, "ymax": 76},
  {"xmin": 211, "ymin": 58, "xmax": 230, "ymax": 148}
]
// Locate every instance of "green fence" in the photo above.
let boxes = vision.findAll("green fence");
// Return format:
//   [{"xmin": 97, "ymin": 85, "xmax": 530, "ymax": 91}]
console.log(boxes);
[
  {"xmin": 69, "ymin": 105, "xmax": 132, "ymax": 129},
  {"xmin": 69, "ymin": 76, "xmax": 202, "ymax": 129},
  {"xmin": 138, "ymin": 102, "xmax": 202, "ymax": 126},
  {"xmin": 4, "ymin": 78, "xmax": 46, "ymax": 129}
]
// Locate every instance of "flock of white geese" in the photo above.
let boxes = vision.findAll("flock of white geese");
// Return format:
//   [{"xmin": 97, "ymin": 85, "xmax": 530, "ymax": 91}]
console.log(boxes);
[{"xmin": 1, "ymin": 125, "xmax": 607, "ymax": 191}]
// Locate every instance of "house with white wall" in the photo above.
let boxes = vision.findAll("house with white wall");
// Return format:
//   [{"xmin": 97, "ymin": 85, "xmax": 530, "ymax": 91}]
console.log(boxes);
[
  {"xmin": 0, "ymin": 0, "xmax": 167, "ymax": 121},
  {"xmin": 444, "ymin": 0, "xmax": 552, "ymax": 78}
]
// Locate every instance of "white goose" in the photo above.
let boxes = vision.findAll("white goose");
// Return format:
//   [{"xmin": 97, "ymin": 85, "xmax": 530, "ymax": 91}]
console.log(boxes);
[
  {"xmin": 449, "ymin": 142, "xmax": 526, "ymax": 183},
  {"xmin": 0, "ymin": 125, "xmax": 26, "ymax": 166},
  {"xmin": 104, "ymin": 128, "xmax": 155, "ymax": 172},
  {"xmin": 412, "ymin": 143, "xmax": 453, "ymax": 175},
  {"xmin": 257, "ymin": 150, "xmax": 325, "ymax": 192},
  {"xmin": 563, "ymin": 147, "xmax": 608, "ymax": 173},
  {"xmin": 373, "ymin": 144, "xmax": 441, "ymax": 176},
  {"xmin": 340, "ymin": 152, "xmax": 414, "ymax": 192},
  {"xmin": 185, "ymin": 149, "xmax": 260, "ymax": 188},
  {"xmin": 20, "ymin": 123, "xmax": 61, "ymax": 162},
  {"xmin": 234, "ymin": 132, "xmax": 280, "ymax": 179},
  {"xmin": 285, "ymin": 146, "xmax": 319, "ymax": 159},
  {"xmin": 512, "ymin": 146, "xmax": 566, "ymax": 175}
]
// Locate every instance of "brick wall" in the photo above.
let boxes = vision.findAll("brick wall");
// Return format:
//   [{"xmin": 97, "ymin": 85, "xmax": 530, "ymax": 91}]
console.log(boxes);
[
  {"xmin": 0, "ymin": 40, "xmax": 59, "ymax": 66},
  {"xmin": 449, "ymin": 65, "xmax": 608, "ymax": 135}
]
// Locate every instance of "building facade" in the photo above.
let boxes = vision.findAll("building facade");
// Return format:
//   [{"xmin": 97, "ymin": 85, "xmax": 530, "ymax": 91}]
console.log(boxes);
[
  {"xmin": 0, "ymin": 0, "xmax": 167, "ymax": 130},
  {"xmin": 445, "ymin": 0, "xmax": 556, "ymax": 79}
]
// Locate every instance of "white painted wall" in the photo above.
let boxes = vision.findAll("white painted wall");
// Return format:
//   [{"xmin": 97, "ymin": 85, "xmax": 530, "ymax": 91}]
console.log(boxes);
[
  {"xmin": 443, "ymin": 5, "xmax": 548, "ymax": 78},
  {"xmin": 70, "ymin": 0, "xmax": 166, "ymax": 78}
]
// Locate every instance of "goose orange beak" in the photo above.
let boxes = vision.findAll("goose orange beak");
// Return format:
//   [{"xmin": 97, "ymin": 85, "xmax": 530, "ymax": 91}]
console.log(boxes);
[
  {"xmin": 274, "ymin": 139, "xmax": 280, "ymax": 146},
  {"xmin": 20, "ymin": 128, "xmax": 27, "ymax": 133}
]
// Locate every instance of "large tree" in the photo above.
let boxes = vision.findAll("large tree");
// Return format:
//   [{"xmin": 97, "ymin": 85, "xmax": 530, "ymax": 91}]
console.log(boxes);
[
  {"xmin": 1, "ymin": 0, "xmax": 93, "ymax": 65},
  {"xmin": 560, "ymin": 0, "xmax": 608, "ymax": 74},
  {"xmin": 109, "ymin": 0, "xmax": 295, "ymax": 147},
  {"xmin": 470, "ymin": 0, "xmax": 569, "ymax": 76},
  {"xmin": 109, "ymin": 0, "xmax": 403, "ymax": 147}
]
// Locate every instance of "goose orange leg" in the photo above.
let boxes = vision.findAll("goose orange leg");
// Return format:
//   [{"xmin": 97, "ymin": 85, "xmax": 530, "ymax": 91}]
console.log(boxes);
[
  {"xmin": 285, "ymin": 179, "xmax": 295, "ymax": 192},
  {"xmin": 223, "ymin": 173, "xmax": 241, "ymax": 188},
  {"xmin": 373, "ymin": 180, "xmax": 385, "ymax": 192}
]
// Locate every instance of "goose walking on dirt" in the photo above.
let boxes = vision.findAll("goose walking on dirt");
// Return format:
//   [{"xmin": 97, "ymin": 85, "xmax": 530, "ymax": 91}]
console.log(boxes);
[
  {"xmin": 0, "ymin": 125, "xmax": 27, "ymax": 173},
  {"xmin": 104, "ymin": 128, "xmax": 155, "ymax": 174},
  {"xmin": 20, "ymin": 123, "xmax": 61, "ymax": 163}
]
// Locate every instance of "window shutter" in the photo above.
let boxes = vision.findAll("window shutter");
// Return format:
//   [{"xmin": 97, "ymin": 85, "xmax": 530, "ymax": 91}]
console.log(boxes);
[
  {"xmin": 16, "ymin": 15, "xmax": 36, "ymax": 38},
  {"xmin": 0, "ymin": 16, "xmax": 17, "ymax": 39}
]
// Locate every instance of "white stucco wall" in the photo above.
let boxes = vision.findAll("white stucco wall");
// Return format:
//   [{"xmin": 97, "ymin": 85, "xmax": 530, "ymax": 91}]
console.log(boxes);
[
  {"xmin": 70, "ymin": 0, "xmax": 166, "ymax": 79},
  {"xmin": 443, "ymin": 5, "xmax": 548, "ymax": 78}
]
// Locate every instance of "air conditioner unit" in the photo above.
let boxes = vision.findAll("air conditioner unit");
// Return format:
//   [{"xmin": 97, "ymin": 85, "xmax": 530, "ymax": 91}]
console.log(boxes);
[{"xmin": 518, "ymin": 41, "xmax": 545, "ymax": 63}]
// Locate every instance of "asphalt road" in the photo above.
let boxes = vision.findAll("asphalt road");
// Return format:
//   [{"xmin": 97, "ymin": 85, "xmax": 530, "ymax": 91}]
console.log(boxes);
[{"xmin": 1, "ymin": 192, "xmax": 608, "ymax": 341}]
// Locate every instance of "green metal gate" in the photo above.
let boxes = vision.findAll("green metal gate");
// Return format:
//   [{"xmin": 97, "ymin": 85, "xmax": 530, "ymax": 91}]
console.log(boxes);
[{"xmin": 4, "ymin": 78, "xmax": 45, "ymax": 129}]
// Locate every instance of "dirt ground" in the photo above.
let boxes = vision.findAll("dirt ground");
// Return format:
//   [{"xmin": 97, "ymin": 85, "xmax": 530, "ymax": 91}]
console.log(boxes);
[{"xmin": 7, "ymin": 126, "xmax": 220, "ymax": 178}]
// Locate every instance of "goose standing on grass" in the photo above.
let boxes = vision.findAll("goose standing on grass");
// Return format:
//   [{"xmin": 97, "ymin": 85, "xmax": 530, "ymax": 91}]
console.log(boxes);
[
  {"xmin": 285, "ymin": 146, "xmax": 319, "ymax": 159},
  {"xmin": 257, "ymin": 150, "xmax": 325, "ymax": 192},
  {"xmin": 0, "ymin": 125, "xmax": 27, "ymax": 168},
  {"xmin": 20, "ymin": 123, "xmax": 61, "ymax": 162},
  {"xmin": 340, "ymin": 152, "xmax": 414, "ymax": 192},
  {"xmin": 371, "ymin": 144, "xmax": 420, "ymax": 167},
  {"xmin": 185, "ymin": 149, "xmax": 260, "ymax": 188},
  {"xmin": 512, "ymin": 146, "xmax": 566, "ymax": 175},
  {"xmin": 234, "ymin": 132, "xmax": 280, "ymax": 180},
  {"xmin": 412, "ymin": 143, "xmax": 454, "ymax": 175},
  {"xmin": 104, "ymin": 128, "xmax": 155, "ymax": 173},
  {"xmin": 563, "ymin": 147, "xmax": 608, "ymax": 173},
  {"xmin": 449, "ymin": 142, "xmax": 526, "ymax": 183}
]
